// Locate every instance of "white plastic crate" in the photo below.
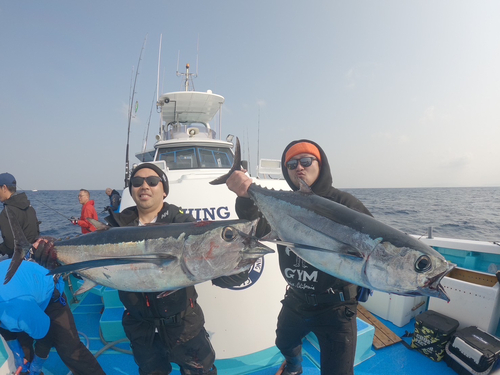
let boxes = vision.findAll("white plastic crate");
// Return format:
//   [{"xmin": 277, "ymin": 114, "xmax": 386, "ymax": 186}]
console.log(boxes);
[
  {"xmin": 428, "ymin": 267, "xmax": 500, "ymax": 334},
  {"xmin": 360, "ymin": 290, "xmax": 428, "ymax": 327}
]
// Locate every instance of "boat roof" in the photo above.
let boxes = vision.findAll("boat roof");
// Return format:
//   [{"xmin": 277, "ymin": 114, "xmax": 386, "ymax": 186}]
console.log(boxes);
[{"xmin": 157, "ymin": 91, "xmax": 225, "ymax": 124}]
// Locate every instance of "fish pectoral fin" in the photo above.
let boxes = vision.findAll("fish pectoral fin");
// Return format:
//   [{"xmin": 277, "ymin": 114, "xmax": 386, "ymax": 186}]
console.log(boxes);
[
  {"xmin": 87, "ymin": 219, "xmax": 110, "ymax": 231},
  {"xmin": 268, "ymin": 239, "xmax": 363, "ymax": 259},
  {"xmin": 47, "ymin": 255, "xmax": 177, "ymax": 275},
  {"xmin": 74, "ymin": 278, "xmax": 98, "ymax": 295}
]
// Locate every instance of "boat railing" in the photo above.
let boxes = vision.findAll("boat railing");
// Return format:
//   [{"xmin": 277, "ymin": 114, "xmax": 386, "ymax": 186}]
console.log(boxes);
[{"xmin": 257, "ymin": 159, "xmax": 283, "ymax": 179}]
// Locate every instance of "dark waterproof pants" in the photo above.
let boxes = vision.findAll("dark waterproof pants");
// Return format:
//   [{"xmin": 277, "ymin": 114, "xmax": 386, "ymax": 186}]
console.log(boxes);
[
  {"xmin": 37, "ymin": 290, "xmax": 105, "ymax": 375},
  {"xmin": 275, "ymin": 299, "xmax": 358, "ymax": 375},
  {"xmin": 123, "ymin": 304, "xmax": 216, "ymax": 375}
]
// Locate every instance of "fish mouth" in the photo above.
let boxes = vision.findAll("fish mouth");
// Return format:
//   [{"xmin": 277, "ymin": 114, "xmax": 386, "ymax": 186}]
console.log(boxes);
[
  {"xmin": 234, "ymin": 226, "xmax": 274, "ymax": 269},
  {"xmin": 420, "ymin": 262, "xmax": 456, "ymax": 302},
  {"xmin": 233, "ymin": 223, "xmax": 275, "ymax": 257}
]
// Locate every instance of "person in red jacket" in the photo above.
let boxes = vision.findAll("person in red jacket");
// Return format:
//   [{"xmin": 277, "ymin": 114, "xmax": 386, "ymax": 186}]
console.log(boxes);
[{"xmin": 71, "ymin": 189, "xmax": 98, "ymax": 234}]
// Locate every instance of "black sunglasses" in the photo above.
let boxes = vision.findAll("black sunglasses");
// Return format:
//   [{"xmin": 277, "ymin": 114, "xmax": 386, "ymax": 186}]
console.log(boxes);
[
  {"xmin": 286, "ymin": 157, "xmax": 317, "ymax": 170},
  {"xmin": 130, "ymin": 176, "xmax": 162, "ymax": 188}
]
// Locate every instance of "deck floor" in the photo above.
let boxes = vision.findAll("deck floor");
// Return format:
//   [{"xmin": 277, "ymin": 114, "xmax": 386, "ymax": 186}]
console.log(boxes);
[{"xmin": 41, "ymin": 292, "xmax": 483, "ymax": 375}]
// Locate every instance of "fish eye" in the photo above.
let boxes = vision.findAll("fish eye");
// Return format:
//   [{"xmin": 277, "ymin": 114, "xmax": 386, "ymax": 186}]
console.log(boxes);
[
  {"xmin": 415, "ymin": 255, "xmax": 432, "ymax": 273},
  {"xmin": 222, "ymin": 227, "xmax": 236, "ymax": 242}
]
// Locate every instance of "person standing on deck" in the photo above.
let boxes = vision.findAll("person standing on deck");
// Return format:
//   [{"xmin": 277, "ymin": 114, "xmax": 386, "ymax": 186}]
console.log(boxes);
[
  {"xmin": 0, "ymin": 173, "xmax": 40, "ymax": 258},
  {"xmin": 105, "ymin": 187, "xmax": 121, "ymax": 212},
  {"xmin": 71, "ymin": 189, "xmax": 98, "ymax": 234},
  {"xmin": 101, "ymin": 163, "xmax": 247, "ymax": 375},
  {"xmin": 224, "ymin": 140, "xmax": 373, "ymax": 375}
]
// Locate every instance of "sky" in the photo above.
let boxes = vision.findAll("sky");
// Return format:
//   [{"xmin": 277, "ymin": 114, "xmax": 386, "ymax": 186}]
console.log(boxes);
[{"xmin": 0, "ymin": 1, "xmax": 499, "ymax": 190}]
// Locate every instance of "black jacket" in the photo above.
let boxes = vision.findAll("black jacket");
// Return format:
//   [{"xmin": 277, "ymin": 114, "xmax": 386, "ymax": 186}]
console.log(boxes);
[
  {"xmin": 108, "ymin": 190, "xmax": 121, "ymax": 212},
  {"xmin": 235, "ymin": 140, "xmax": 372, "ymax": 298},
  {"xmin": 0, "ymin": 192, "xmax": 40, "ymax": 257}
]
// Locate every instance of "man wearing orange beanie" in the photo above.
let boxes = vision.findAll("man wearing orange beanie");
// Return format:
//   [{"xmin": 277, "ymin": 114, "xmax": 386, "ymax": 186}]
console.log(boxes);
[{"xmin": 226, "ymin": 139, "xmax": 372, "ymax": 375}]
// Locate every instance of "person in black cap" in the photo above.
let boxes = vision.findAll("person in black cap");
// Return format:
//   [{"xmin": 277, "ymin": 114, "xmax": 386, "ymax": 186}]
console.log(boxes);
[
  {"xmin": 0, "ymin": 172, "xmax": 42, "ymax": 366},
  {"xmin": 103, "ymin": 163, "xmax": 244, "ymax": 375},
  {"xmin": 0, "ymin": 172, "xmax": 40, "ymax": 258}
]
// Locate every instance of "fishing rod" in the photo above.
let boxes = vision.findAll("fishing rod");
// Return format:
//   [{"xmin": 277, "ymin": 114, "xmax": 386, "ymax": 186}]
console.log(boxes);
[
  {"xmin": 124, "ymin": 35, "xmax": 148, "ymax": 189},
  {"xmin": 18, "ymin": 187, "xmax": 73, "ymax": 222}
]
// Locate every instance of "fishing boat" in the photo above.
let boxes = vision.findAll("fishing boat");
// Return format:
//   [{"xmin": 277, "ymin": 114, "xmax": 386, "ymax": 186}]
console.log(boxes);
[{"xmin": 2, "ymin": 65, "xmax": 500, "ymax": 375}]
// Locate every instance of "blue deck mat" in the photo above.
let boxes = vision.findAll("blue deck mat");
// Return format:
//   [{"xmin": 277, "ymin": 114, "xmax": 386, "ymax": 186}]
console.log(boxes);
[{"xmin": 42, "ymin": 290, "xmax": 467, "ymax": 375}]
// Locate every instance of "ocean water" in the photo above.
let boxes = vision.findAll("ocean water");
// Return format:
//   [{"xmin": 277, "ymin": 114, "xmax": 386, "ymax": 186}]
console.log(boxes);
[
  {"xmin": 345, "ymin": 186, "xmax": 500, "ymax": 242},
  {"xmin": 1, "ymin": 187, "xmax": 499, "ymax": 243}
]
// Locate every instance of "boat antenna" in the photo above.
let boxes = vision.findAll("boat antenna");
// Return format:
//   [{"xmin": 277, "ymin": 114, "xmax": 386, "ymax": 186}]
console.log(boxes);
[
  {"xmin": 257, "ymin": 105, "xmax": 260, "ymax": 177},
  {"xmin": 246, "ymin": 126, "xmax": 251, "ymax": 175},
  {"xmin": 141, "ymin": 88, "xmax": 157, "ymax": 157},
  {"xmin": 157, "ymin": 34, "xmax": 162, "ymax": 102},
  {"xmin": 176, "ymin": 39, "xmax": 199, "ymax": 91},
  {"xmin": 124, "ymin": 35, "xmax": 147, "ymax": 189}
]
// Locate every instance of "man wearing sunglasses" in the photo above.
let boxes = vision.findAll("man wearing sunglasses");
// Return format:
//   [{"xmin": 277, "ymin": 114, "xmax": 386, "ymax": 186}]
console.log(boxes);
[
  {"xmin": 226, "ymin": 140, "xmax": 372, "ymax": 375},
  {"xmin": 104, "ymin": 163, "xmax": 229, "ymax": 375}
]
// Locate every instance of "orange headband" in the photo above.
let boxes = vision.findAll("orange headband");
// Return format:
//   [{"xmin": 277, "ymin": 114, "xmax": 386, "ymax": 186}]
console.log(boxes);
[{"xmin": 285, "ymin": 142, "xmax": 322, "ymax": 164}]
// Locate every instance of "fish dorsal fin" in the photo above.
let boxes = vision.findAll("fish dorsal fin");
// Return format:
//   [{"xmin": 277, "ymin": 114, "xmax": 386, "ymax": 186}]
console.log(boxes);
[
  {"xmin": 209, "ymin": 137, "xmax": 242, "ymax": 185},
  {"xmin": 87, "ymin": 218, "xmax": 110, "ymax": 231},
  {"xmin": 4, "ymin": 206, "xmax": 33, "ymax": 285},
  {"xmin": 298, "ymin": 179, "xmax": 314, "ymax": 195}
]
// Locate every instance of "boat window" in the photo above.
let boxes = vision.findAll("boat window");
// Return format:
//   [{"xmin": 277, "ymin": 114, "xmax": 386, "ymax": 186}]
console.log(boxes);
[
  {"xmin": 156, "ymin": 146, "xmax": 233, "ymax": 170},
  {"xmin": 198, "ymin": 147, "xmax": 232, "ymax": 168},
  {"xmin": 159, "ymin": 148, "xmax": 196, "ymax": 170},
  {"xmin": 136, "ymin": 150, "xmax": 156, "ymax": 162}
]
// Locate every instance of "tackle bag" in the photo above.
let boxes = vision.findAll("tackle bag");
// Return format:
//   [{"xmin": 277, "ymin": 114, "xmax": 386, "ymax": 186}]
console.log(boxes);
[
  {"xmin": 444, "ymin": 326, "xmax": 500, "ymax": 375},
  {"xmin": 410, "ymin": 310, "xmax": 459, "ymax": 361}
]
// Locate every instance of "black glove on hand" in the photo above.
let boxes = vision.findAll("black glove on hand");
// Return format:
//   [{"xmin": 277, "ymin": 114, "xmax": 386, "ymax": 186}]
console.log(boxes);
[{"xmin": 32, "ymin": 238, "xmax": 60, "ymax": 270}]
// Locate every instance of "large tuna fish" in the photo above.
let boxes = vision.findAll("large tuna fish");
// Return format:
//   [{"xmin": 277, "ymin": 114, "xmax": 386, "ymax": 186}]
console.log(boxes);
[
  {"xmin": 3, "ymin": 206, "xmax": 273, "ymax": 294},
  {"xmin": 211, "ymin": 138, "xmax": 455, "ymax": 301}
]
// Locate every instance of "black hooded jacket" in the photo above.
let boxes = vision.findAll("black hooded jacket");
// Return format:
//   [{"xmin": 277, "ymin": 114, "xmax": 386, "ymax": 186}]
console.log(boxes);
[
  {"xmin": 0, "ymin": 192, "xmax": 40, "ymax": 257},
  {"xmin": 235, "ymin": 140, "xmax": 372, "ymax": 297}
]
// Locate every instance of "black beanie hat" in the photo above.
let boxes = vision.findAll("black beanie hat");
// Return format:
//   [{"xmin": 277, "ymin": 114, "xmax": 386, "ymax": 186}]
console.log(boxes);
[{"xmin": 129, "ymin": 163, "xmax": 169, "ymax": 196}]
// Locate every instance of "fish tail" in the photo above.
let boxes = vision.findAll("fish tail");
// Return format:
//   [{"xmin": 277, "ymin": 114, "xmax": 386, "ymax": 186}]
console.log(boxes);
[
  {"xmin": 209, "ymin": 137, "xmax": 242, "ymax": 185},
  {"xmin": 3, "ymin": 206, "xmax": 33, "ymax": 284}
]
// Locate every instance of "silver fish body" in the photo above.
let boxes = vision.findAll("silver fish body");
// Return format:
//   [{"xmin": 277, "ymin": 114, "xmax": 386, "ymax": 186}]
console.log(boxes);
[
  {"xmin": 3, "ymin": 209, "xmax": 273, "ymax": 293},
  {"xmin": 247, "ymin": 186, "xmax": 454, "ymax": 300},
  {"xmin": 53, "ymin": 219, "xmax": 272, "ymax": 292}
]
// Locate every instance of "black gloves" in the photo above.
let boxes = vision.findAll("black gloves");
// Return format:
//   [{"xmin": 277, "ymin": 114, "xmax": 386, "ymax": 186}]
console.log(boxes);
[{"xmin": 31, "ymin": 237, "xmax": 60, "ymax": 270}]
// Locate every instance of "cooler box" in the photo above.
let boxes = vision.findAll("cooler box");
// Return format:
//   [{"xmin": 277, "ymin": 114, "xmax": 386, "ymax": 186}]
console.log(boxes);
[
  {"xmin": 360, "ymin": 290, "xmax": 427, "ymax": 327},
  {"xmin": 411, "ymin": 310, "xmax": 459, "ymax": 361},
  {"xmin": 428, "ymin": 268, "xmax": 500, "ymax": 334},
  {"xmin": 445, "ymin": 326, "xmax": 500, "ymax": 375}
]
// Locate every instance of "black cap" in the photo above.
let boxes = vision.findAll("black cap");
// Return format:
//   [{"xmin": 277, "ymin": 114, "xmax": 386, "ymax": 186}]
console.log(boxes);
[
  {"xmin": 0, "ymin": 173, "xmax": 16, "ymax": 188},
  {"xmin": 129, "ymin": 163, "xmax": 169, "ymax": 196}
]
